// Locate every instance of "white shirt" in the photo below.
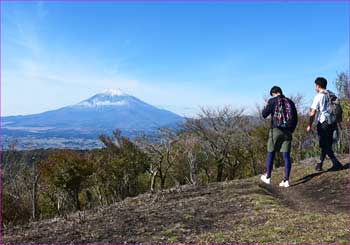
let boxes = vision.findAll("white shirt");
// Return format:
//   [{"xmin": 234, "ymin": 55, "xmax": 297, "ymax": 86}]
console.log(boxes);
[{"xmin": 311, "ymin": 92, "xmax": 327, "ymax": 123}]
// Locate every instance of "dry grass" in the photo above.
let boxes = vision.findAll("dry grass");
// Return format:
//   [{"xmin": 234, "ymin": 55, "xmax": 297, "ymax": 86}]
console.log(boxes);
[{"xmin": 3, "ymin": 156, "xmax": 349, "ymax": 244}]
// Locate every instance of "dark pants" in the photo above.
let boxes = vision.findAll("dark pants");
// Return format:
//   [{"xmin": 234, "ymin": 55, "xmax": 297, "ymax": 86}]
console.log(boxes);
[{"xmin": 317, "ymin": 121, "xmax": 338, "ymax": 165}]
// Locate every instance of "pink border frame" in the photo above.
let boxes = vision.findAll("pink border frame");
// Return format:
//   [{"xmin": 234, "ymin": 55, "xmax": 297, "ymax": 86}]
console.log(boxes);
[{"xmin": 0, "ymin": 1, "xmax": 349, "ymax": 245}]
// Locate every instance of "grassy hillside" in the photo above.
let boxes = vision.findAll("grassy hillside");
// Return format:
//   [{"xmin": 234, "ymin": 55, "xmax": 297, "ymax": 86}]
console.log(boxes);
[{"xmin": 3, "ymin": 155, "xmax": 349, "ymax": 244}]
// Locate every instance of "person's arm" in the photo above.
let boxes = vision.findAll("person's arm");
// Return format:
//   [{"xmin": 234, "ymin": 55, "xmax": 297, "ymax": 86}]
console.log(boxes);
[
  {"xmin": 307, "ymin": 95, "xmax": 319, "ymax": 132},
  {"xmin": 291, "ymin": 100, "xmax": 298, "ymax": 133},
  {"xmin": 262, "ymin": 99, "xmax": 273, "ymax": 118},
  {"xmin": 307, "ymin": 108, "xmax": 317, "ymax": 132}
]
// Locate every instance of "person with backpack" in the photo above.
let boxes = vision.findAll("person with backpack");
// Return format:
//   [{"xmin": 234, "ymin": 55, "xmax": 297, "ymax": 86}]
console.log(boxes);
[
  {"xmin": 306, "ymin": 77, "xmax": 343, "ymax": 171},
  {"xmin": 260, "ymin": 86, "xmax": 298, "ymax": 187}
]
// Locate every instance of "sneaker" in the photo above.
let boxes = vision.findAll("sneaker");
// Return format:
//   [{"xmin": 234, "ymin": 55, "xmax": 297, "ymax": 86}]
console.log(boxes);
[
  {"xmin": 315, "ymin": 162, "xmax": 323, "ymax": 172},
  {"xmin": 260, "ymin": 174, "xmax": 271, "ymax": 184},
  {"xmin": 279, "ymin": 180, "xmax": 290, "ymax": 188}
]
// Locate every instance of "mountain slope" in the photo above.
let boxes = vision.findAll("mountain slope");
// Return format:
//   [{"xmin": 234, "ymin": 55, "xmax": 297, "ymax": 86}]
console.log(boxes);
[
  {"xmin": 3, "ymin": 156, "xmax": 350, "ymax": 244},
  {"xmin": 2, "ymin": 89, "xmax": 184, "ymax": 149},
  {"xmin": 3, "ymin": 89, "xmax": 183, "ymax": 130}
]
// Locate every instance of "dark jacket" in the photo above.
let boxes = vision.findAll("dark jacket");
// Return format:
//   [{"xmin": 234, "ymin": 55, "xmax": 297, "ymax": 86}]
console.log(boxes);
[{"xmin": 262, "ymin": 95, "xmax": 298, "ymax": 133}]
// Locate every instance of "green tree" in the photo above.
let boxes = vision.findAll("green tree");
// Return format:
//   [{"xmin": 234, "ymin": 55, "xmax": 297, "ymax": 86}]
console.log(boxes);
[
  {"xmin": 40, "ymin": 150, "xmax": 94, "ymax": 211},
  {"xmin": 97, "ymin": 130, "xmax": 148, "ymax": 202}
]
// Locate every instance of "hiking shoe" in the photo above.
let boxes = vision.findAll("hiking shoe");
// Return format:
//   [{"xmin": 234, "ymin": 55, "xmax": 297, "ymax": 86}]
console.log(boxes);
[
  {"xmin": 327, "ymin": 163, "xmax": 343, "ymax": 172},
  {"xmin": 260, "ymin": 174, "xmax": 271, "ymax": 184},
  {"xmin": 279, "ymin": 180, "xmax": 290, "ymax": 188},
  {"xmin": 315, "ymin": 162, "xmax": 323, "ymax": 172}
]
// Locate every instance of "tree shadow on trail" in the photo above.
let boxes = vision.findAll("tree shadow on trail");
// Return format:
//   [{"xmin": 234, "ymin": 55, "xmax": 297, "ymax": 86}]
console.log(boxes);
[{"xmin": 291, "ymin": 162, "xmax": 350, "ymax": 187}]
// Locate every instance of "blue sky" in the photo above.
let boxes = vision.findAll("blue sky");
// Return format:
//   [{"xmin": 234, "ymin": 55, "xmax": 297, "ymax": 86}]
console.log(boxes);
[{"xmin": 2, "ymin": 1, "xmax": 349, "ymax": 117}]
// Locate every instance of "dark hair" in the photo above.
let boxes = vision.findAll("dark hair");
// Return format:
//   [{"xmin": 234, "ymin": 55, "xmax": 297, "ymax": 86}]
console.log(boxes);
[
  {"xmin": 315, "ymin": 77, "xmax": 327, "ymax": 89},
  {"xmin": 270, "ymin": 86, "xmax": 283, "ymax": 96}
]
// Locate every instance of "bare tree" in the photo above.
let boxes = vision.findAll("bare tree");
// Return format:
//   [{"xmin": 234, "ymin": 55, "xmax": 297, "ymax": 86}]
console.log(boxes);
[
  {"xmin": 182, "ymin": 106, "xmax": 247, "ymax": 182},
  {"xmin": 177, "ymin": 133, "xmax": 203, "ymax": 185},
  {"xmin": 2, "ymin": 142, "xmax": 37, "ymax": 225},
  {"xmin": 30, "ymin": 154, "xmax": 40, "ymax": 220},
  {"xmin": 136, "ymin": 128, "xmax": 179, "ymax": 191},
  {"xmin": 334, "ymin": 72, "xmax": 350, "ymax": 153}
]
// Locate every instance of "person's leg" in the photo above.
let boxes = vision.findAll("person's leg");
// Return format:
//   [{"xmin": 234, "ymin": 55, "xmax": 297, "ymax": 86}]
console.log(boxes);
[
  {"xmin": 324, "ymin": 123, "xmax": 335, "ymax": 157},
  {"xmin": 316, "ymin": 122, "xmax": 328, "ymax": 171},
  {"xmin": 320, "ymin": 149, "xmax": 326, "ymax": 163},
  {"xmin": 282, "ymin": 152, "xmax": 292, "ymax": 181},
  {"xmin": 315, "ymin": 147, "xmax": 326, "ymax": 171},
  {"xmin": 324, "ymin": 123, "xmax": 343, "ymax": 169},
  {"xmin": 315, "ymin": 149, "xmax": 326, "ymax": 171},
  {"xmin": 265, "ymin": 128, "xmax": 277, "ymax": 178},
  {"xmin": 278, "ymin": 130, "xmax": 292, "ymax": 186},
  {"xmin": 266, "ymin": 151, "xmax": 275, "ymax": 178}
]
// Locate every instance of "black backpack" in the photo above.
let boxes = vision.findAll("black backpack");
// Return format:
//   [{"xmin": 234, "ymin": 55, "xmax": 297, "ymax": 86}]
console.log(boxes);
[{"xmin": 322, "ymin": 90, "xmax": 343, "ymax": 124}]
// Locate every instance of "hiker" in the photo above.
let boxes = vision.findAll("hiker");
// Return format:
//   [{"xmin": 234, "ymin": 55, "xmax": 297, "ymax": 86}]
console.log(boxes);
[
  {"xmin": 306, "ymin": 77, "xmax": 343, "ymax": 171},
  {"xmin": 260, "ymin": 86, "xmax": 298, "ymax": 187}
]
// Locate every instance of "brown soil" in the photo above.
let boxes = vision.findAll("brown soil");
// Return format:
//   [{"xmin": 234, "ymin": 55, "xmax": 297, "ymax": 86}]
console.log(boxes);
[{"xmin": 2, "ymin": 156, "xmax": 349, "ymax": 244}]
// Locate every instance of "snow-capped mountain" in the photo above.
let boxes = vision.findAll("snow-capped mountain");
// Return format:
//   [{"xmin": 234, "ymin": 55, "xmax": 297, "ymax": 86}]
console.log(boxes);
[
  {"xmin": 2, "ymin": 90, "xmax": 185, "ymax": 149},
  {"xmin": 75, "ymin": 89, "xmax": 131, "ymax": 107}
]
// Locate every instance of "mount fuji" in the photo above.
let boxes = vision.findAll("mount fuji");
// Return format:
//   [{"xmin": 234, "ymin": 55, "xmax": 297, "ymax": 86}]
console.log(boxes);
[{"xmin": 2, "ymin": 89, "xmax": 185, "ymax": 149}]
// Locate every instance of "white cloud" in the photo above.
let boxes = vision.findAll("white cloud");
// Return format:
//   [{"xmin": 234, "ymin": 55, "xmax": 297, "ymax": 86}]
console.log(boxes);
[{"xmin": 2, "ymin": 3, "xmax": 147, "ymax": 116}]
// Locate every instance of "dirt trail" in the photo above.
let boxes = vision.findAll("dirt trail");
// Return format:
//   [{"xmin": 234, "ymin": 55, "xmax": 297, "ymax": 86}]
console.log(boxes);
[
  {"xmin": 260, "ymin": 156, "xmax": 350, "ymax": 214},
  {"xmin": 3, "ymin": 156, "xmax": 349, "ymax": 244}
]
